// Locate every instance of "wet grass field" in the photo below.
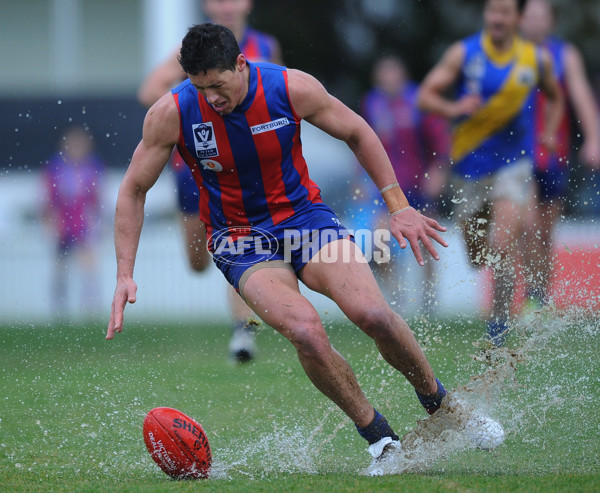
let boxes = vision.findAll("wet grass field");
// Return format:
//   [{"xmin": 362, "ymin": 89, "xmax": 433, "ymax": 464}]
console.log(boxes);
[{"xmin": 1, "ymin": 309, "xmax": 598, "ymax": 492}]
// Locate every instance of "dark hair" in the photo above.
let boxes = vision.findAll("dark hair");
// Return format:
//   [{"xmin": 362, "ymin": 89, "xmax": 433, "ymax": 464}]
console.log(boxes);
[
  {"xmin": 178, "ymin": 23, "xmax": 241, "ymax": 75},
  {"xmin": 518, "ymin": 0, "xmax": 529, "ymax": 12},
  {"xmin": 485, "ymin": 0, "xmax": 529, "ymax": 13}
]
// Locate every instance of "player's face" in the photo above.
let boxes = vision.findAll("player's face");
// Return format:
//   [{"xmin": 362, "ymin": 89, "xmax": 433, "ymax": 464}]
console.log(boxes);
[
  {"xmin": 484, "ymin": 0, "xmax": 521, "ymax": 44},
  {"xmin": 203, "ymin": 0, "xmax": 252, "ymax": 32},
  {"xmin": 520, "ymin": 0, "xmax": 554, "ymax": 44},
  {"xmin": 189, "ymin": 55, "xmax": 248, "ymax": 115},
  {"xmin": 63, "ymin": 128, "xmax": 93, "ymax": 161},
  {"xmin": 374, "ymin": 59, "xmax": 407, "ymax": 96}
]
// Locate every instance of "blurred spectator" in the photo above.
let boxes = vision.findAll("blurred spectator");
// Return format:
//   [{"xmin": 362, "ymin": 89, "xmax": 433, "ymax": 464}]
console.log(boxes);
[
  {"xmin": 520, "ymin": 0, "xmax": 600, "ymax": 309},
  {"xmin": 349, "ymin": 55, "xmax": 450, "ymax": 313},
  {"xmin": 42, "ymin": 125, "xmax": 105, "ymax": 320},
  {"xmin": 136, "ymin": 0, "xmax": 282, "ymax": 362}
]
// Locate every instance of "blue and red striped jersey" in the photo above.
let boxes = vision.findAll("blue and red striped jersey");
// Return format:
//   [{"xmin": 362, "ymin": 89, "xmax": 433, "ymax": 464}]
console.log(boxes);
[
  {"xmin": 170, "ymin": 27, "xmax": 279, "ymax": 174},
  {"xmin": 172, "ymin": 62, "xmax": 322, "ymax": 246}
]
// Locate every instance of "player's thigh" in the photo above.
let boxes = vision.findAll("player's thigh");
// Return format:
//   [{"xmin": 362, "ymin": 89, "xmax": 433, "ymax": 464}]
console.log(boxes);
[
  {"xmin": 179, "ymin": 213, "xmax": 211, "ymax": 271},
  {"xmin": 242, "ymin": 265, "xmax": 323, "ymax": 342},
  {"xmin": 489, "ymin": 198, "xmax": 524, "ymax": 251},
  {"xmin": 300, "ymin": 238, "xmax": 390, "ymax": 324},
  {"xmin": 180, "ymin": 213, "xmax": 206, "ymax": 244}
]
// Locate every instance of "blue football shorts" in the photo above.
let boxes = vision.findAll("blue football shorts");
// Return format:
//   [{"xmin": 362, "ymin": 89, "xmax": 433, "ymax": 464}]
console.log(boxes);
[{"xmin": 210, "ymin": 203, "xmax": 353, "ymax": 294}]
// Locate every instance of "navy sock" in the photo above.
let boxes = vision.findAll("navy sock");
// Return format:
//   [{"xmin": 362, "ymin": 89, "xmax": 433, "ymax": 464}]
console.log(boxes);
[
  {"xmin": 487, "ymin": 319, "xmax": 508, "ymax": 346},
  {"xmin": 415, "ymin": 378, "xmax": 447, "ymax": 415},
  {"xmin": 355, "ymin": 409, "xmax": 399, "ymax": 444},
  {"xmin": 232, "ymin": 319, "xmax": 253, "ymax": 335},
  {"xmin": 527, "ymin": 287, "xmax": 547, "ymax": 306}
]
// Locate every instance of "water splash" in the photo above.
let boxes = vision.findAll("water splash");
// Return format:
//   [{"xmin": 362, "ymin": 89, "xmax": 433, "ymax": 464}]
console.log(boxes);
[
  {"xmin": 204, "ymin": 303, "xmax": 599, "ymax": 478},
  {"xmin": 355, "ymin": 303, "xmax": 599, "ymax": 475},
  {"xmin": 210, "ymin": 425, "xmax": 320, "ymax": 479}
]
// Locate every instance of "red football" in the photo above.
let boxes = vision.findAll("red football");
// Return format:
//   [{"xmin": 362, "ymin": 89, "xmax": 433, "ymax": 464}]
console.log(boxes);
[{"xmin": 143, "ymin": 407, "xmax": 212, "ymax": 479}]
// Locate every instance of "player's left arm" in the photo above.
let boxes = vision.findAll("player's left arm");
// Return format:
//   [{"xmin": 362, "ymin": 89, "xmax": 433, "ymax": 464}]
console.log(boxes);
[
  {"xmin": 538, "ymin": 47, "xmax": 565, "ymax": 154},
  {"xmin": 287, "ymin": 69, "xmax": 448, "ymax": 265},
  {"xmin": 563, "ymin": 43, "xmax": 600, "ymax": 168}
]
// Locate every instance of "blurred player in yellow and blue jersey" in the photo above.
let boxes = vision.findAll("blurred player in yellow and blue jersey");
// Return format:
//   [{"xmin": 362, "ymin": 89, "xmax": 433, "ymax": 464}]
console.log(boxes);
[{"xmin": 418, "ymin": 0, "xmax": 564, "ymax": 345}]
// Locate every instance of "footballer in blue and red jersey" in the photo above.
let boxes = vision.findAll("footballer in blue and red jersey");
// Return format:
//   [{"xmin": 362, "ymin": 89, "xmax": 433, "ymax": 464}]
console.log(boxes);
[
  {"xmin": 172, "ymin": 62, "xmax": 350, "ymax": 289},
  {"xmin": 173, "ymin": 26, "xmax": 281, "ymax": 214},
  {"xmin": 529, "ymin": 36, "xmax": 571, "ymax": 200}
]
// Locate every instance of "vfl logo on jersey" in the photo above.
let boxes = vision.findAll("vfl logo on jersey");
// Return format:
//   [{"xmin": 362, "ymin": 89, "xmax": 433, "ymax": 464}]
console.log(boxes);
[
  {"xmin": 200, "ymin": 159, "xmax": 223, "ymax": 172},
  {"xmin": 250, "ymin": 117, "xmax": 290, "ymax": 135},
  {"xmin": 192, "ymin": 123, "xmax": 219, "ymax": 158}
]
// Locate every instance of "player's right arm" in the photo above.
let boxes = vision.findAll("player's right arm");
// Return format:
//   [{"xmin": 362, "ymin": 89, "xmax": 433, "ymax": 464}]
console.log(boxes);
[
  {"xmin": 137, "ymin": 48, "xmax": 186, "ymax": 108},
  {"xmin": 288, "ymin": 69, "xmax": 448, "ymax": 265},
  {"xmin": 106, "ymin": 94, "xmax": 181, "ymax": 340},
  {"xmin": 417, "ymin": 42, "xmax": 482, "ymax": 119}
]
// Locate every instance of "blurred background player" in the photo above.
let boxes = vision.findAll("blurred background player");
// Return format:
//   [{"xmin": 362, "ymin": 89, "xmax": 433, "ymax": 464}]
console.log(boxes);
[
  {"xmin": 138, "ymin": 0, "xmax": 282, "ymax": 106},
  {"xmin": 350, "ymin": 55, "xmax": 450, "ymax": 314},
  {"xmin": 417, "ymin": 0, "xmax": 564, "ymax": 346},
  {"xmin": 42, "ymin": 125, "xmax": 105, "ymax": 320},
  {"xmin": 137, "ymin": 0, "xmax": 282, "ymax": 362},
  {"xmin": 519, "ymin": 0, "xmax": 600, "ymax": 310}
]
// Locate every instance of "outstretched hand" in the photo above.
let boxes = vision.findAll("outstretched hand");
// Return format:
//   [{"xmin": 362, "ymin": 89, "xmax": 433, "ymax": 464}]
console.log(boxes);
[
  {"xmin": 106, "ymin": 278, "xmax": 138, "ymax": 340},
  {"xmin": 389, "ymin": 207, "xmax": 448, "ymax": 266},
  {"xmin": 453, "ymin": 93, "xmax": 483, "ymax": 118},
  {"xmin": 580, "ymin": 139, "xmax": 600, "ymax": 170}
]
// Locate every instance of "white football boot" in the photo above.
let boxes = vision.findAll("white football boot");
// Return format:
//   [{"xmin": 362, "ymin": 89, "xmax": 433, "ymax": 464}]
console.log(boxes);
[
  {"xmin": 228, "ymin": 327, "xmax": 256, "ymax": 362},
  {"xmin": 366, "ymin": 436, "xmax": 402, "ymax": 476},
  {"xmin": 442, "ymin": 395, "xmax": 505, "ymax": 449}
]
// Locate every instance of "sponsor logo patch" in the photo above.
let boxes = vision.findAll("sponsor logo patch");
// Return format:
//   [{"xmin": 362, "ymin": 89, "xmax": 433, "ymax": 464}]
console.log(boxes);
[
  {"xmin": 250, "ymin": 117, "xmax": 290, "ymax": 135},
  {"xmin": 200, "ymin": 159, "xmax": 223, "ymax": 172}
]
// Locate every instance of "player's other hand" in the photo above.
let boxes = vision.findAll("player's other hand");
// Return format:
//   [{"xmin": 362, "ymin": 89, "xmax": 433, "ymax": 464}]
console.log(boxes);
[
  {"xmin": 106, "ymin": 278, "xmax": 137, "ymax": 340},
  {"xmin": 389, "ymin": 207, "xmax": 448, "ymax": 266},
  {"xmin": 580, "ymin": 139, "xmax": 600, "ymax": 170},
  {"xmin": 452, "ymin": 94, "xmax": 482, "ymax": 118}
]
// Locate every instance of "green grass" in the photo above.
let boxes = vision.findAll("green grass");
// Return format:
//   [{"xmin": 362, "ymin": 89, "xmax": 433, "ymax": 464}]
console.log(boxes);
[{"xmin": 1, "ymin": 311, "xmax": 599, "ymax": 492}]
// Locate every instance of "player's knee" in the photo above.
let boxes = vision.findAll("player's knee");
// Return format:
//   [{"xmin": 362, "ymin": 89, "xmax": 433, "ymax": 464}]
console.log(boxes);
[
  {"xmin": 288, "ymin": 318, "xmax": 329, "ymax": 358},
  {"xmin": 355, "ymin": 306, "xmax": 395, "ymax": 339}
]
